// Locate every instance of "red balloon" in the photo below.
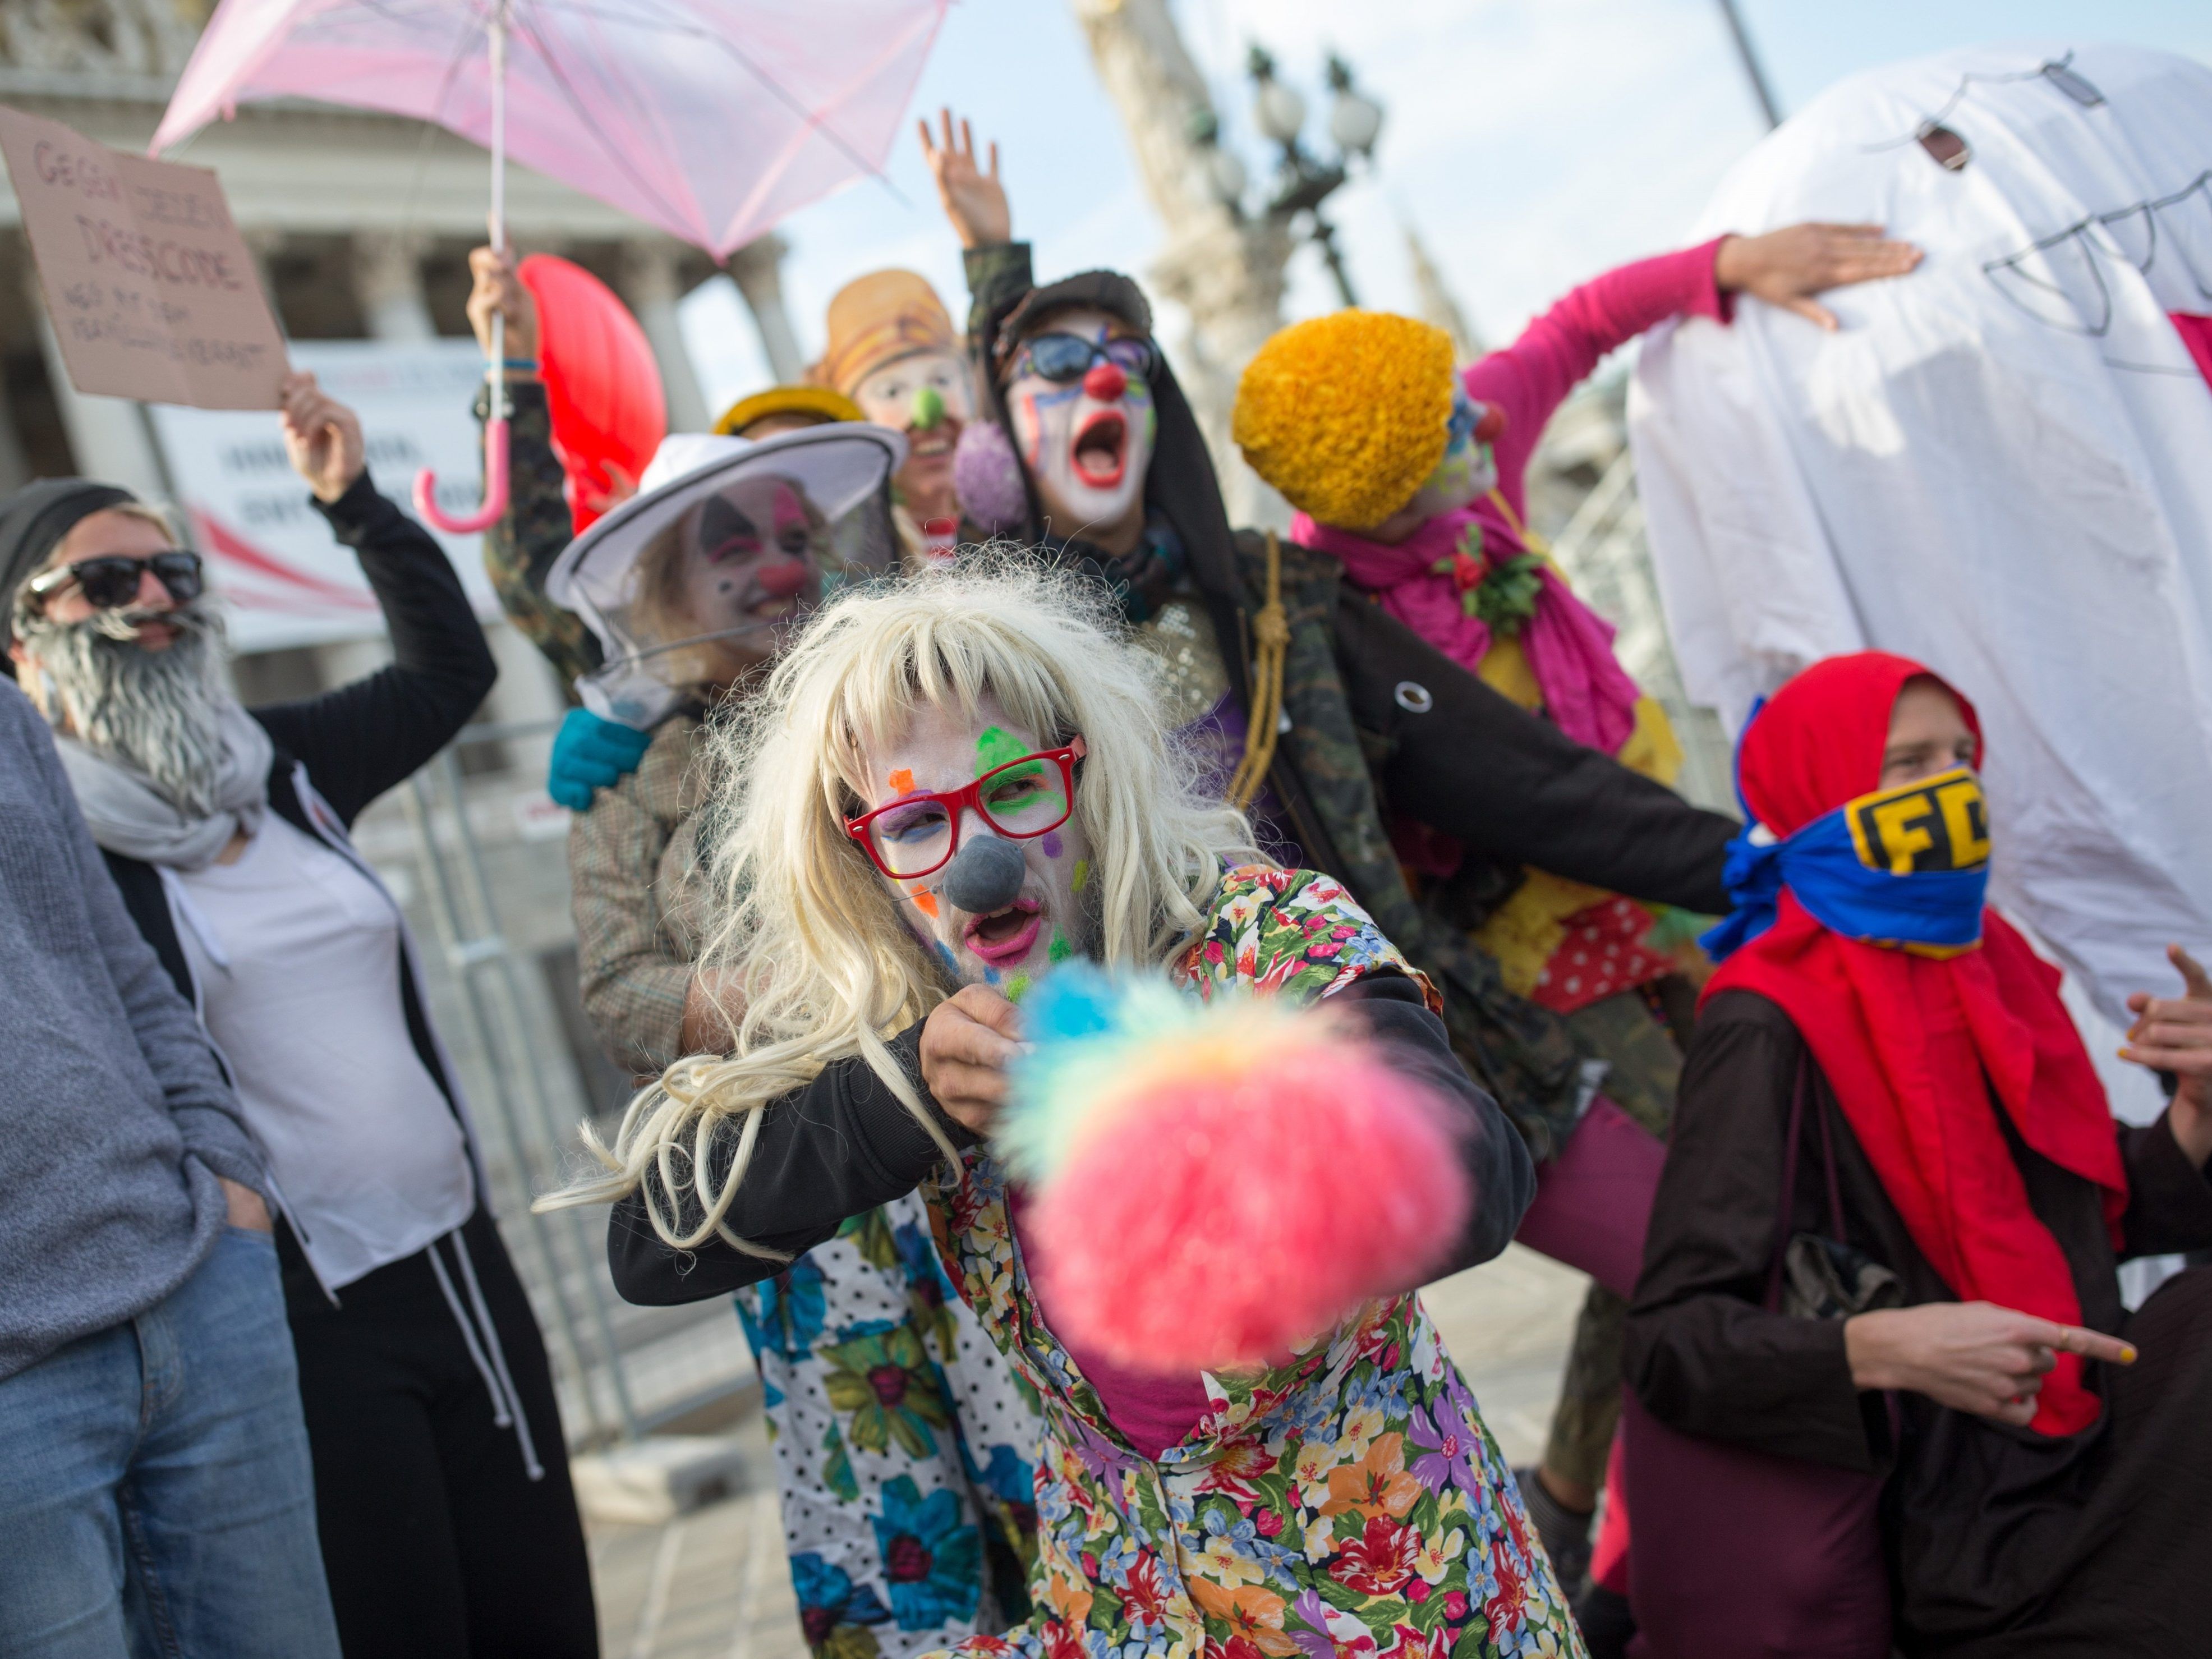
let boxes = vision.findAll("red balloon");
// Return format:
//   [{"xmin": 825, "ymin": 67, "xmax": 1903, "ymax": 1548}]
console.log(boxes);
[{"xmin": 518, "ymin": 254, "xmax": 666, "ymax": 532}]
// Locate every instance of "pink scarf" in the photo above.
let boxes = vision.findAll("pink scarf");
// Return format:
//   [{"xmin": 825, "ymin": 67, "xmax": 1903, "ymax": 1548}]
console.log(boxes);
[{"xmin": 1294, "ymin": 500, "xmax": 1643, "ymax": 755}]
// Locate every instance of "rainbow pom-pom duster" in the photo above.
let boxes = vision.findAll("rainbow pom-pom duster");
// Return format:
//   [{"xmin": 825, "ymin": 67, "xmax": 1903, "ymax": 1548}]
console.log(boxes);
[{"xmin": 1000, "ymin": 966, "xmax": 1471, "ymax": 1373}]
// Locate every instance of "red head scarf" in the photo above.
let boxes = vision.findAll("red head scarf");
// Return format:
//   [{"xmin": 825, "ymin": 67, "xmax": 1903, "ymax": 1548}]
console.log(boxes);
[{"xmin": 1705, "ymin": 652, "xmax": 2127, "ymax": 1436}]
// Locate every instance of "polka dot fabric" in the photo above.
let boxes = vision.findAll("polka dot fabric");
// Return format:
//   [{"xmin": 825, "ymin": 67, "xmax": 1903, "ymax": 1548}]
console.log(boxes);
[{"xmin": 1532, "ymin": 895, "xmax": 1671, "ymax": 1014}]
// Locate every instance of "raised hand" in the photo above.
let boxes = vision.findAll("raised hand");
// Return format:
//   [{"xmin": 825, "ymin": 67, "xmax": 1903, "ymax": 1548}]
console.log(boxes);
[
  {"xmin": 466, "ymin": 245, "xmax": 540, "ymax": 369},
  {"xmin": 1712, "ymin": 222, "xmax": 1924, "ymax": 330},
  {"xmin": 279, "ymin": 369, "xmax": 367, "ymax": 503},
  {"xmin": 2123, "ymin": 943, "xmax": 2212, "ymax": 1166},
  {"xmin": 918, "ymin": 107, "xmax": 1009, "ymax": 250}
]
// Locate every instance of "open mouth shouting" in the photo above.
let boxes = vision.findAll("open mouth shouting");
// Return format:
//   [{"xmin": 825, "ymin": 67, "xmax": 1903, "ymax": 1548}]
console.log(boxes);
[
  {"xmin": 963, "ymin": 895, "xmax": 1043, "ymax": 967},
  {"xmin": 907, "ymin": 422, "xmax": 959, "ymax": 465},
  {"xmin": 1071, "ymin": 411, "xmax": 1127, "ymax": 489}
]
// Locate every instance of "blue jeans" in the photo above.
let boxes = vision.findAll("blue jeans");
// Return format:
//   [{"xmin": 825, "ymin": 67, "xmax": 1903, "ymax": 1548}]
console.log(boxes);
[{"xmin": 0, "ymin": 1225, "xmax": 342, "ymax": 1658}]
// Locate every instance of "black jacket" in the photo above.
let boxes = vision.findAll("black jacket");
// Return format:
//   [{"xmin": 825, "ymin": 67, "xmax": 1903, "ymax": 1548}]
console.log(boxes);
[
  {"xmin": 609, "ymin": 973, "xmax": 1533, "ymax": 1306},
  {"xmin": 963, "ymin": 242, "xmax": 1734, "ymax": 1146},
  {"xmin": 101, "ymin": 472, "xmax": 497, "ymax": 1136}
]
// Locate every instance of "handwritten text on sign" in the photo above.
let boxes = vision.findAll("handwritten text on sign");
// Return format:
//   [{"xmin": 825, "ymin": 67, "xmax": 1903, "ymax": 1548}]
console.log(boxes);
[{"xmin": 0, "ymin": 104, "xmax": 286, "ymax": 409}]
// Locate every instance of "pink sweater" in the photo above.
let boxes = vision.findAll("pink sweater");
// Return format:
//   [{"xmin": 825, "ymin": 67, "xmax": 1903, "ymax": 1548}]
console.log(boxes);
[
  {"xmin": 1291, "ymin": 239, "xmax": 1734, "ymax": 757},
  {"xmin": 1465, "ymin": 236, "xmax": 1733, "ymax": 541}
]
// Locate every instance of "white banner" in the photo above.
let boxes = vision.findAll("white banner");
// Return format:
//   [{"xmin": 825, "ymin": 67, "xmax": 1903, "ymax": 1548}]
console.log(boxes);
[{"xmin": 145, "ymin": 339, "xmax": 503, "ymax": 652}]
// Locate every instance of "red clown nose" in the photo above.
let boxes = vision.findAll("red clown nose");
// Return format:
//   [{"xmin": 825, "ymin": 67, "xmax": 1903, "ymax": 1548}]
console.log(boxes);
[
  {"xmin": 1083, "ymin": 360, "xmax": 1128, "ymax": 402},
  {"xmin": 754, "ymin": 557, "xmax": 811, "ymax": 598}
]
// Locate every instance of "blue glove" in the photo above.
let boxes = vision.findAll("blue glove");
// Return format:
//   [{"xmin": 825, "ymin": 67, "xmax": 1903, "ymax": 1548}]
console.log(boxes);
[{"xmin": 547, "ymin": 706, "xmax": 653, "ymax": 811}]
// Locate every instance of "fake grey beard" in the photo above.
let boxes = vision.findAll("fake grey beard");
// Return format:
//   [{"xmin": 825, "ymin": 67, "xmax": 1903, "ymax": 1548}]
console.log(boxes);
[{"xmin": 17, "ymin": 604, "xmax": 237, "ymax": 817}]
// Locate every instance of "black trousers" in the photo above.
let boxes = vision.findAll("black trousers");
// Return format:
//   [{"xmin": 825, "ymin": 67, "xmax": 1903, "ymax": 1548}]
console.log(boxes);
[{"xmin": 281, "ymin": 1207, "xmax": 599, "ymax": 1658}]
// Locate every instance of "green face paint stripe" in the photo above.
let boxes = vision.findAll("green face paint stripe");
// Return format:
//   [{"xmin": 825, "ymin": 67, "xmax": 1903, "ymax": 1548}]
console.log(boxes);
[
  {"xmin": 974, "ymin": 725, "xmax": 1028, "ymax": 776},
  {"xmin": 1047, "ymin": 931, "xmax": 1072, "ymax": 963},
  {"xmin": 1004, "ymin": 972, "xmax": 1033, "ymax": 1003}
]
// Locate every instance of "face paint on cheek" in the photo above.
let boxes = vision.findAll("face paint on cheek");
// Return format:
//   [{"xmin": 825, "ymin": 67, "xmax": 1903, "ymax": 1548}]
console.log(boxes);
[
  {"xmin": 1047, "ymin": 930, "xmax": 1072, "ymax": 964},
  {"xmin": 887, "ymin": 768, "xmax": 914, "ymax": 794},
  {"xmin": 1004, "ymin": 972, "xmax": 1032, "ymax": 1003},
  {"xmin": 1040, "ymin": 830, "xmax": 1064, "ymax": 860},
  {"xmin": 1070, "ymin": 858, "xmax": 1089, "ymax": 894},
  {"xmin": 912, "ymin": 889, "xmax": 940, "ymax": 918}
]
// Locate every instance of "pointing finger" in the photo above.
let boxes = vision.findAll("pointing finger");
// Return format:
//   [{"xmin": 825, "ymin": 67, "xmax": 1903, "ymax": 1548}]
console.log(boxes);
[
  {"xmin": 2171, "ymin": 943, "xmax": 2212, "ymax": 999},
  {"xmin": 2047, "ymin": 1323, "xmax": 2137, "ymax": 1366}
]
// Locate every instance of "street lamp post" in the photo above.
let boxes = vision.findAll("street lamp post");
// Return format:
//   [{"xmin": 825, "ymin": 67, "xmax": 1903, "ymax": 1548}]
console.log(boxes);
[{"xmin": 1191, "ymin": 45, "xmax": 1385, "ymax": 309}]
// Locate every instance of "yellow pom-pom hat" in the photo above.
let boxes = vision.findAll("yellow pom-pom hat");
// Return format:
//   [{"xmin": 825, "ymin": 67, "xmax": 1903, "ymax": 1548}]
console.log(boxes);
[{"xmin": 1233, "ymin": 311, "xmax": 1457, "ymax": 531}]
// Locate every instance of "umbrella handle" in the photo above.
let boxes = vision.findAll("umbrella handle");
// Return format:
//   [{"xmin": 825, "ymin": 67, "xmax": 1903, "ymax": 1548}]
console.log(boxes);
[{"xmin": 414, "ymin": 415, "xmax": 509, "ymax": 534}]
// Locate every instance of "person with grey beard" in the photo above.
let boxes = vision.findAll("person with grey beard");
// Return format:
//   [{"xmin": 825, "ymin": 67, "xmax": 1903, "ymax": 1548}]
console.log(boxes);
[{"xmin": 3, "ymin": 370, "xmax": 597, "ymax": 1659}]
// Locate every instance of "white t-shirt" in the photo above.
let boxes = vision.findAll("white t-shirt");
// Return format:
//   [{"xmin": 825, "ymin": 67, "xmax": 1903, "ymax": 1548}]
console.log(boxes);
[{"xmin": 175, "ymin": 812, "xmax": 473, "ymax": 1289}]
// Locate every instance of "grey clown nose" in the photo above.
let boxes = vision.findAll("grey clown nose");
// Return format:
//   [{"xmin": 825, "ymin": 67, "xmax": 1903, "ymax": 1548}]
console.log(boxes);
[{"xmin": 940, "ymin": 834, "xmax": 1027, "ymax": 916}]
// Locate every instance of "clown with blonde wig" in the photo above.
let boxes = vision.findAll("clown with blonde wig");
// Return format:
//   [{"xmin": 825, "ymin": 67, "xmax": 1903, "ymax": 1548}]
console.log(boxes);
[{"xmin": 554, "ymin": 561, "xmax": 1583, "ymax": 1659}]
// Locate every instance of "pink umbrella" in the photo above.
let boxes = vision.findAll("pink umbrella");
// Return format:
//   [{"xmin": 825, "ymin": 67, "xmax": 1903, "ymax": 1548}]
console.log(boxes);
[{"xmin": 154, "ymin": 0, "xmax": 950, "ymax": 531}]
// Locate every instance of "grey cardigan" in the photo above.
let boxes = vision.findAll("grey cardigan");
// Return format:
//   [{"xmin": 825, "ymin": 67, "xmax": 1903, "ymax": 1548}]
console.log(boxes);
[{"xmin": 0, "ymin": 679, "xmax": 264, "ymax": 1380}]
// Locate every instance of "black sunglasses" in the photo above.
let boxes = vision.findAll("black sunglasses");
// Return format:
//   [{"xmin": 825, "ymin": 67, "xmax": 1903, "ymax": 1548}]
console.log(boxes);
[
  {"xmin": 1012, "ymin": 332, "xmax": 1157, "ymax": 385},
  {"xmin": 26, "ymin": 551, "xmax": 204, "ymax": 612}
]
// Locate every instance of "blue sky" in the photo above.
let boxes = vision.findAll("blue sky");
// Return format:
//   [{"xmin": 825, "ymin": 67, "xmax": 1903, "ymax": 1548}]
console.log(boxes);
[{"xmin": 682, "ymin": 0, "xmax": 2212, "ymax": 412}]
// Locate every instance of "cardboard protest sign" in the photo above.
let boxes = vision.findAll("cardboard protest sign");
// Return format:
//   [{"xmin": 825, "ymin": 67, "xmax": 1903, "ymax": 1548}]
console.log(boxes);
[{"xmin": 0, "ymin": 104, "xmax": 286, "ymax": 409}]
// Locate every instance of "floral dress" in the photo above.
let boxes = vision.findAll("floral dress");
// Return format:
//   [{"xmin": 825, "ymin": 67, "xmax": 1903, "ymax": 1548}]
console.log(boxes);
[
  {"xmin": 736, "ymin": 1190, "xmax": 1046, "ymax": 1659},
  {"xmin": 918, "ymin": 866, "xmax": 1585, "ymax": 1659}
]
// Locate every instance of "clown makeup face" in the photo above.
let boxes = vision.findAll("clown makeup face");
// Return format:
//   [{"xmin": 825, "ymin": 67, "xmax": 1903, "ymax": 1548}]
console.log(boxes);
[
  {"xmin": 853, "ymin": 348, "xmax": 973, "ymax": 522},
  {"xmin": 857, "ymin": 692, "xmax": 1096, "ymax": 994},
  {"xmin": 648, "ymin": 474, "xmax": 825, "ymax": 686},
  {"xmin": 1404, "ymin": 389, "xmax": 1499, "ymax": 521},
  {"xmin": 1003, "ymin": 307, "xmax": 1157, "ymax": 554}
]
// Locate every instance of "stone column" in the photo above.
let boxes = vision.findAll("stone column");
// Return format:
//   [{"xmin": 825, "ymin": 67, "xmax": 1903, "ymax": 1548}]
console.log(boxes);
[
  {"xmin": 1068, "ymin": 0, "xmax": 1292, "ymax": 527},
  {"xmin": 724, "ymin": 233, "xmax": 806, "ymax": 384},
  {"xmin": 353, "ymin": 231, "xmax": 438, "ymax": 342},
  {"xmin": 620, "ymin": 241, "xmax": 712, "ymax": 433},
  {"xmin": 22, "ymin": 270, "xmax": 168, "ymax": 498}
]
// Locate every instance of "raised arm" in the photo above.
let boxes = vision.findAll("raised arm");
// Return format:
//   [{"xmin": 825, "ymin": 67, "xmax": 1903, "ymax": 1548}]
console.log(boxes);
[
  {"xmin": 466, "ymin": 246, "xmax": 602, "ymax": 688},
  {"xmin": 249, "ymin": 373, "xmax": 498, "ymax": 825},
  {"xmin": 919, "ymin": 106, "xmax": 1033, "ymax": 343},
  {"xmin": 1469, "ymin": 226, "xmax": 1921, "ymax": 488}
]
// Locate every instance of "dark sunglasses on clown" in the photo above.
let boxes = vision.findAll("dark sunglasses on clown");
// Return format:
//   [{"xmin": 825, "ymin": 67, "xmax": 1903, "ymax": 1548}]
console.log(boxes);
[
  {"xmin": 1013, "ymin": 333, "xmax": 1158, "ymax": 385},
  {"xmin": 26, "ymin": 551, "xmax": 205, "ymax": 612}
]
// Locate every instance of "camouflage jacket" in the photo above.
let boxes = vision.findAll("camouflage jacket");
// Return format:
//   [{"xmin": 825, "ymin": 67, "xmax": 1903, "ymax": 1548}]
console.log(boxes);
[
  {"xmin": 1227, "ymin": 531, "xmax": 1592, "ymax": 1154},
  {"xmin": 475, "ymin": 379, "xmax": 599, "ymax": 689}
]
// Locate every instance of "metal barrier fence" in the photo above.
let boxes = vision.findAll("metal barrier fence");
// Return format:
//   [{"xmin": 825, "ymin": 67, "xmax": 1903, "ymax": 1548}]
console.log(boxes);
[{"xmin": 356, "ymin": 721, "xmax": 757, "ymax": 1451}]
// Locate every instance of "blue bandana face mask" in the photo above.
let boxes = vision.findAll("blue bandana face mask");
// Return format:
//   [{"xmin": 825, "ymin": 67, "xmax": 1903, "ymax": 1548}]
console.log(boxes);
[{"xmin": 1702, "ymin": 765, "xmax": 1993, "ymax": 962}]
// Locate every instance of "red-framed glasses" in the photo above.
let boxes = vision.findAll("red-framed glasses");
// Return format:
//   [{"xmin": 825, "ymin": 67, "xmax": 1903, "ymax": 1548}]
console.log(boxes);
[{"xmin": 845, "ymin": 737, "xmax": 1086, "ymax": 880}]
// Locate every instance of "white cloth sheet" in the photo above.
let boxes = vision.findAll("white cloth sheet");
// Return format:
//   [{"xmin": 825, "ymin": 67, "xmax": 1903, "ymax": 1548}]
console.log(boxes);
[{"xmin": 1629, "ymin": 41, "xmax": 2212, "ymax": 1024}]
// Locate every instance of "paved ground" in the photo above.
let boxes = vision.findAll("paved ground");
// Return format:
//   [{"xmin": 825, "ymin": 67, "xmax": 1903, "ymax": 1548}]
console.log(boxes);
[{"xmin": 588, "ymin": 1245, "xmax": 1592, "ymax": 1658}]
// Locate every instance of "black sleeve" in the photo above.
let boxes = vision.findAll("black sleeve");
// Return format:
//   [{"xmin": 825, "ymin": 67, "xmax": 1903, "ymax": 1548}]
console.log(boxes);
[
  {"xmin": 1332, "ymin": 593, "xmax": 1737, "ymax": 913},
  {"xmin": 606, "ymin": 1023, "xmax": 974, "ymax": 1305},
  {"xmin": 250, "ymin": 471, "xmax": 500, "ymax": 825},
  {"xmin": 1624, "ymin": 992, "xmax": 1880, "ymax": 1472},
  {"xmin": 2118, "ymin": 1113, "xmax": 2212, "ymax": 1257},
  {"xmin": 1331, "ymin": 973, "xmax": 1537, "ymax": 1280}
]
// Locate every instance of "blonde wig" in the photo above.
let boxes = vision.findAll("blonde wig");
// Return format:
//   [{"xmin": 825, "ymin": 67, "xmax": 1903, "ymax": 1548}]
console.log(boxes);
[{"xmin": 541, "ymin": 554, "xmax": 1265, "ymax": 1251}]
